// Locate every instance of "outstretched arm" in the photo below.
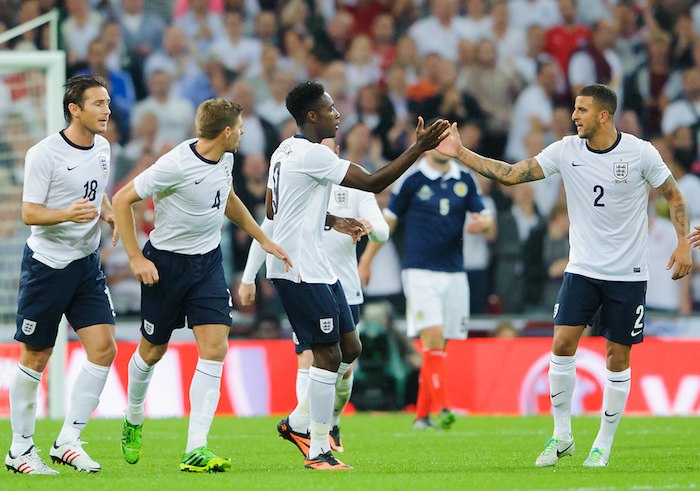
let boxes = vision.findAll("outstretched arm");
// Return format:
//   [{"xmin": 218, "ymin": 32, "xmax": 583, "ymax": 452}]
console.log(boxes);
[
  {"xmin": 436, "ymin": 122, "xmax": 545, "ymax": 186},
  {"xmin": 340, "ymin": 117, "xmax": 449, "ymax": 193},
  {"xmin": 658, "ymin": 175, "xmax": 692, "ymax": 280}
]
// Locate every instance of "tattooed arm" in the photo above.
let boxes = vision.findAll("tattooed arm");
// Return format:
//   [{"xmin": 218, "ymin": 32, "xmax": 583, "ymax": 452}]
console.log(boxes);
[
  {"xmin": 658, "ymin": 174, "xmax": 692, "ymax": 280},
  {"xmin": 435, "ymin": 122, "xmax": 545, "ymax": 186}
]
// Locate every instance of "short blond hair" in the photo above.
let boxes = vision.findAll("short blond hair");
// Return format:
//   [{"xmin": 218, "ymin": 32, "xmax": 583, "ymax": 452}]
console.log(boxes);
[{"xmin": 195, "ymin": 98, "xmax": 242, "ymax": 139}]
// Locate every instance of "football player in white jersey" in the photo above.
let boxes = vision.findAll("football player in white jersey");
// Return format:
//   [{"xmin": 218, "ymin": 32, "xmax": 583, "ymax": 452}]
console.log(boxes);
[
  {"xmin": 239, "ymin": 175, "xmax": 389, "ymax": 454},
  {"xmin": 112, "ymin": 99, "xmax": 291, "ymax": 473},
  {"xmin": 436, "ymin": 84, "xmax": 691, "ymax": 468},
  {"xmin": 266, "ymin": 81, "xmax": 448, "ymax": 470},
  {"xmin": 7, "ymin": 75, "xmax": 118, "ymax": 475}
]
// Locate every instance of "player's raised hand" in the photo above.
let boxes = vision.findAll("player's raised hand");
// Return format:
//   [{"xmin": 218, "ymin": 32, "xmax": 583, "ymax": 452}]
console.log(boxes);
[
  {"xmin": 67, "ymin": 198, "xmax": 99, "ymax": 223},
  {"xmin": 261, "ymin": 238, "xmax": 293, "ymax": 272},
  {"xmin": 129, "ymin": 255, "xmax": 160, "ymax": 286},
  {"xmin": 414, "ymin": 117, "xmax": 450, "ymax": 153},
  {"xmin": 666, "ymin": 241, "xmax": 692, "ymax": 280},
  {"xmin": 435, "ymin": 122, "xmax": 463, "ymax": 158},
  {"xmin": 238, "ymin": 282, "xmax": 256, "ymax": 306},
  {"xmin": 689, "ymin": 226, "xmax": 700, "ymax": 248}
]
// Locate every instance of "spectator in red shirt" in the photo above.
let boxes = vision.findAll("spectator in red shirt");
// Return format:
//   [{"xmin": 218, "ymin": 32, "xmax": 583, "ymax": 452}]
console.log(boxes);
[{"xmin": 543, "ymin": 0, "xmax": 590, "ymax": 74}]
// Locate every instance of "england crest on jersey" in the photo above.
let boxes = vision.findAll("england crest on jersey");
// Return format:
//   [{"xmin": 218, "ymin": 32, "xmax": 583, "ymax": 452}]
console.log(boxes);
[
  {"xmin": 613, "ymin": 161, "xmax": 628, "ymax": 181},
  {"xmin": 98, "ymin": 154, "xmax": 109, "ymax": 175},
  {"xmin": 334, "ymin": 189, "xmax": 348, "ymax": 206}
]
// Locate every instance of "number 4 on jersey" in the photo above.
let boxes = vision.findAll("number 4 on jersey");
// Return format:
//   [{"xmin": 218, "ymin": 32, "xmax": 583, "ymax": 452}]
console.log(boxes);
[{"xmin": 212, "ymin": 190, "xmax": 221, "ymax": 209}]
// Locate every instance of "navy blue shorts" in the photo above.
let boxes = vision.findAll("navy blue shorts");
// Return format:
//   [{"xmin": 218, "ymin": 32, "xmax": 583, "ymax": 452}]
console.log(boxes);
[
  {"xmin": 140, "ymin": 242, "xmax": 232, "ymax": 345},
  {"xmin": 272, "ymin": 279, "xmax": 356, "ymax": 351},
  {"xmin": 16, "ymin": 245, "xmax": 115, "ymax": 348},
  {"xmin": 292, "ymin": 304, "xmax": 360, "ymax": 353},
  {"xmin": 554, "ymin": 273, "xmax": 647, "ymax": 345}
]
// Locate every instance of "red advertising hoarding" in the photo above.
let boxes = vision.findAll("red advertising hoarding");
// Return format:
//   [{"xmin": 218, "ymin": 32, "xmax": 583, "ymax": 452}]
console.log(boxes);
[{"xmin": 0, "ymin": 338, "xmax": 697, "ymax": 417}]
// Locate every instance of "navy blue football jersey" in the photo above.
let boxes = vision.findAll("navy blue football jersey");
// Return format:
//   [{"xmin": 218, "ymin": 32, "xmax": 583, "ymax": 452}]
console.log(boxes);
[{"xmin": 386, "ymin": 158, "xmax": 485, "ymax": 272}]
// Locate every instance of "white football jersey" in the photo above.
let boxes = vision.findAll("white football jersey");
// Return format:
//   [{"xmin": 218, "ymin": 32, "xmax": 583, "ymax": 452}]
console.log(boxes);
[
  {"xmin": 23, "ymin": 132, "xmax": 111, "ymax": 269},
  {"xmin": 266, "ymin": 136, "xmax": 350, "ymax": 283},
  {"xmin": 325, "ymin": 185, "xmax": 388, "ymax": 304},
  {"xmin": 535, "ymin": 133, "xmax": 671, "ymax": 281},
  {"xmin": 134, "ymin": 139, "xmax": 233, "ymax": 254}
]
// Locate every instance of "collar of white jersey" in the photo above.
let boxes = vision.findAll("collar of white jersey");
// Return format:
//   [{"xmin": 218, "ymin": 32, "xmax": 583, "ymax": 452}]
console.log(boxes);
[{"xmin": 418, "ymin": 157, "xmax": 461, "ymax": 181}]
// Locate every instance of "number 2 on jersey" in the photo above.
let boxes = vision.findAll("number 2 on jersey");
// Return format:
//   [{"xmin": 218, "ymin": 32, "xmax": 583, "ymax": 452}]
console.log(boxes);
[
  {"xmin": 271, "ymin": 161, "xmax": 281, "ymax": 216},
  {"xmin": 593, "ymin": 185, "xmax": 605, "ymax": 207}
]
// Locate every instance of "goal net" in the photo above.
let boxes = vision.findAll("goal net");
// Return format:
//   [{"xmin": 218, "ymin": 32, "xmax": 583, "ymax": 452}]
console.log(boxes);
[{"xmin": 0, "ymin": 50, "xmax": 65, "ymax": 418}]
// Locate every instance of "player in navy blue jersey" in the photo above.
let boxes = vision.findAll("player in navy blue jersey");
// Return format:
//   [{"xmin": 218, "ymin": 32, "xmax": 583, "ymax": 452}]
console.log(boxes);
[{"xmin": 359, "ymin": 148, "xmax": 492, "ymax": 430}]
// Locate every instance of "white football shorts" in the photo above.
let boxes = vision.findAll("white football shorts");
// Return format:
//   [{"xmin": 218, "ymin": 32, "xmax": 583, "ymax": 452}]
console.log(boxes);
[{"xmin": 401, "ymin": 268, "xmax": 470, "ymax": 339}]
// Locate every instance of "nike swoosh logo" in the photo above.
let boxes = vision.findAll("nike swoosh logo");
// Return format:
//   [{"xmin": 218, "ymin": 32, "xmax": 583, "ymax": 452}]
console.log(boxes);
[
  {"xmin": 73, "ymin": 420, "xmax": 87, "ymax": 425},
  {"xmin": 550, "ymin": 390, "xmax": 565, "ymax": 399},
  {"xmin": 604, "ymin": 411, "xmax": 620, "ymax": 418},
  {"xmin": 556, "ymin": 442, "xmax": 574, "ymax": 457},
  {"xmin": 67, "ymin": 165, "xmax": 78, "ymax": 171},
  {"xmin": 194, "ymin": 178, "xmax": 205, "ymax": 184},
  {"xmin": 21, "ymin": 434, "xmax": 33, "ymax": 439},
  {"xmin": 571, "ymin": 162, "xmax": 585, "ymax": 167},
  {"xmin": 631, "ymin": 329, "xmax": 643, "ymax": 337}
]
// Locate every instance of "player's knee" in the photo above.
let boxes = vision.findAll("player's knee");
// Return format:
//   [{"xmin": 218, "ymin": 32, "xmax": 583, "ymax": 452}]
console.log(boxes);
[
  {"xmin": 89, "ymin": 339, "xmax": 117, "ymax": 366},
  {"xmin": 20, "ymin": 347, "xmax": 52, "ymax": 372},
  {"xmin": 605, "ymin": 346, "xmax": 631, "ymax": 371},
  {"xmin": 312, "ymin": 344, "xmax": 342, "ymax": 371},
  {"xmin": 551, "ymin": 337, "xmax": 577, "ymax": 356},
  {"xmin": 342, "ymin": 338, "xmax": 362, "ymax": 363},
  {"xmin": 199, "ymin": 342, "xmax": 228, "ymax": 362},
  {"xmin": 298, "ymin": 350, "xmax": 314, "ymax": 368}
]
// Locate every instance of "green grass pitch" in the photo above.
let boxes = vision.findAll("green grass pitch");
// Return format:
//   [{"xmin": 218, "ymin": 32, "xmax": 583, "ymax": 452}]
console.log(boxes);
[{"xmin": 1, "ymin": 414, "xmax": 698, "ymax": 490}]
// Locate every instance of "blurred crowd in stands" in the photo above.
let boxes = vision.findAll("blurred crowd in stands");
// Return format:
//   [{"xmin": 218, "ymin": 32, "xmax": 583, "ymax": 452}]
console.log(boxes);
[{"xmin": 2, "ymin": 0, "xmax": 700, "ymax": 339}]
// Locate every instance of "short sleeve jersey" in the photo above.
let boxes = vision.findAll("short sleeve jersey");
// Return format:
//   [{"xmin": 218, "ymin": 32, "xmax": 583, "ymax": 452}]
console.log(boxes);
[
  {"xmin": 324, "ymin": 185, "xmax": 384, "ymax": 305},
  {"xmin": 266, "ymin": 136, "xmax": 351, "ymax": 283},
  {"xmin": 134, "ymin": 139, "xmax": 233, "ymax": 254},
  {"xmin": 23, "ymin": 132, "xmax": 111, "ymax": 269},
  {"xmin": 386, "ymin": 158, "xmax": 485, "ymax": 272},
  {"xmin": 535, "ymin": 133, "xmax": 671, "ymax": 281}
]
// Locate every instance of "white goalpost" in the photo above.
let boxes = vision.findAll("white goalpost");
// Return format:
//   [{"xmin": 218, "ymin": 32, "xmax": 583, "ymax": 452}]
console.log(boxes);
[{"xmin": 0, "ymin": 11, "xmax": 67, "ymax": 419}]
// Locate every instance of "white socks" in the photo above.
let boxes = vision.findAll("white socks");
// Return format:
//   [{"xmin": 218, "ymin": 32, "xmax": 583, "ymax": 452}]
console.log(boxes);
[
  {"xmin": 292, "ymin": 362, "xmax": 354, "ymax": 433},
  {"xmin": 592, "ymin": 368, "xmax": 631, "ymax": 453},
  {"xmin": 9, "ymin": 364, "xmax": 42, "ymax": 456},
  {"xmin": 55, "ymin": 360, "xmax": 110, "ymax": 446},
  {"xmin": 295, "ymin": 368, "xmax": 309, "ymax": 403},
  {"xmin": 126, "ymin": 350, "xmax": 154, "ymax": 426},
  {"xmin": 549, "ymin": 354, "xmax": 576, "ymax": 439},
  {"xmin": 308, "ymin": 366, "xmax": 337, "ymax": 458},
  {"xmin": 333, "ymin": 362, "xmax": 353, "ymax": 427},
  {"xmin": 289, "ymin": 369, "xmax": 311, "ymax": 433},
  {"xmin": 185, "ymin": 358, "xmax": 223, "ymax": 453}
]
